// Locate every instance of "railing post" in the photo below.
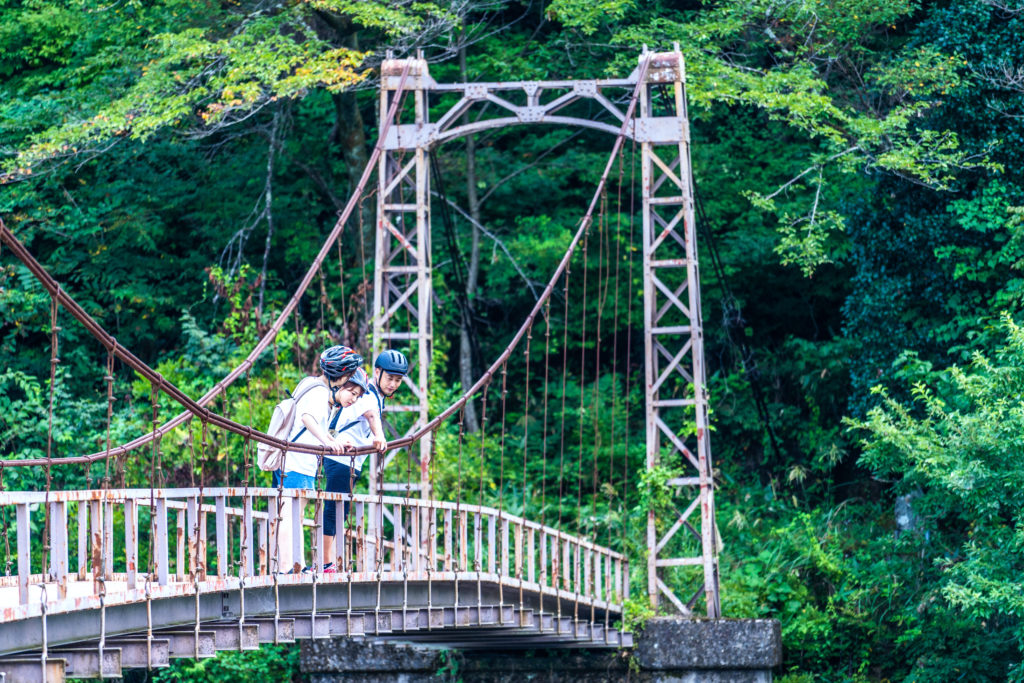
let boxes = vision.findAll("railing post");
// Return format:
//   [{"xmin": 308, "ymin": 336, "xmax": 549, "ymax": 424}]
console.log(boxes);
[
  {"xmin": 443, "ymin": 509, "xmax": 453, "ymax": 572},
  {"xmin": 458, "ymin": 510, "xmax": 468, "ymax": 572},
  {"xmin": 154, "ymin": 497, "xmax": 169, "ymax": 586},
  {"xmin": 584, "ymin": 548, "xmax": 591, "ymax": 598},
  {"xmin": 290, "ymin": 494, "xmax": 303, "ymax": 574},
  {"xmin": 500, "ymin": 517, "xmax": 510, "ymax": 577},
  {"xmin": 89, "ymin": 501, "xmax": 103, "ymax": 593},
  {"xmin": 49, "ymin": 501, "xmax": 68, "ymax": 599},
  {"xmin": 367, "ymin": 453, "xmax": 379, "ymax": 545},
  {"xmin": 410, "ymin": 505, "xmax": 421, "ymax": 575},
  {"xmin": 103, "ymin": 501, "xmax": 114, "ymax": 578},
  {"xmin": 487, "ymin": 515, "xmax": 496, "ymax": 574},
  {"xmin": 473, "ymin": 513, "xmax": 482, "ymax": 572},
  {"xmin": 574, "ymin": 543, "xmax": 582, "ymax": 595},
  {"xmin": 314, "ymin": 497, "xmax": 325, "ymax": 572},
  {"xmin": 17, "ymin": 503, "xmax": 30, "ymax": 605},
  {"xmin": 393, "ymin": 505, "xmax": 403, "ymax": 578},
  {"xmin": 175, "ymin": 509, "xmax": 185, "ymax": 582},
  {"xmin": 215, "ymin": 496, "xmax": 228, "ymax": 579},
  {"xmin": 125, "ymin": 499, "xmax": 138, "ymax": 590},
  {"xmin": 429, "ymin": 507, "xmax": 438, "ymax": 573},
  {"xmin": 200, "ymin": 508, "xmax": 209, "ymax": 578},
  {"xmin": 605, "ymin": 554, "xmax": 612, "ymax": 603},
  {"xmin": 258, "ymin": 516, "xmax": 268, "ymax": 576},
  {"xmin": 515, "ymin": 523, "xmax": 523, "ymax": 581},
  {"xmin": 243, "ymin": 494, "xmax": 254, "ymax": 577},
  {"xmin": 187, "ymin": 496, "xmax": 203, "ymax": 580},
  {"xmin": 76, "ymin": 501, "xmax": 88, "ymax": 581},
  {"xmin": 355, "ymin": 502, "xmax": 365, "ymax": 573},
  {"xmin": 539, "ymin": 532, "xmax": 547, "ymax": 589},
  {"xmin": 565, "ymin": 540, "xmax": 573, "ymax": 593}
]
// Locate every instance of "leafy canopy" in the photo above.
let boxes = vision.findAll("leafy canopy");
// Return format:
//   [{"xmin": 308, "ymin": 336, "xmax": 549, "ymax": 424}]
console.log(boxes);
[{"xmin": 0, "ymin": 0, "xmax": 450, "ymax": 179}]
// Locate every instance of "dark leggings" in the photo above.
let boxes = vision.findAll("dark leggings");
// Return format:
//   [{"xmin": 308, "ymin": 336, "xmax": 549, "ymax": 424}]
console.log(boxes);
[{"xmin": 323, "ymin": 459, "xmax": 361, "ymax": 537}]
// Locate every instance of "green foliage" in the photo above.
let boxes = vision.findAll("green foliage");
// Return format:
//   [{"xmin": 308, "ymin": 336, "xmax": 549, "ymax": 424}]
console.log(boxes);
[
  {"xmin": 619, "ymin": 594, "xmax": 655, "ymax": 634},
  {"xmin": 848, "ymin": 313, "xmax": 1024, "ymax": 678},
  {"xmin": 0, "ymin": 0, "xmax": 451, "ymax": 177},
  {"xmin": 149, "ymin": 643, "xmax": 300, "ymax": 682},
  {"xmin": 2, "ymin": 0, "xmax": 1023, "ymax": 679},
  {"xmin": 600, "ymin": 0, "xmax": 996, "ymax": 274},
  {"xmin": 546, "ymin": 0, "xmax": 635, "ymax": 36}
]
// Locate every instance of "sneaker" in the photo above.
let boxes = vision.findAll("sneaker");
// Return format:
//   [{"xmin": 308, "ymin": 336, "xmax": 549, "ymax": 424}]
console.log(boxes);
[
  {"xmin": 323, "ymin": 562, "xmax": 337, "ymax": 574},
  {"xmin": 301, "ymin": 565, "xmax": 314, "ymax": 575}
]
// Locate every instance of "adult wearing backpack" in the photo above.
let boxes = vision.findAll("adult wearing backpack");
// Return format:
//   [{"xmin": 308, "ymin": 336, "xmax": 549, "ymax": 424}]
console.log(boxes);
[
  {"xmin": 274, "ymin": 345, "xmax": 363, "ymax": 574},
  {"xmin": 321, "ymin": 349, "xmax": 408, "ymax": 572}
]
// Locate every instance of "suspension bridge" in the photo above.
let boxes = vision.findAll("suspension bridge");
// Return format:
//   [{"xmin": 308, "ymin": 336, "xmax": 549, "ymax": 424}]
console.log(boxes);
[{"xmin": 0, "ymin": 47, "xmax": 719, "ymax": 681}]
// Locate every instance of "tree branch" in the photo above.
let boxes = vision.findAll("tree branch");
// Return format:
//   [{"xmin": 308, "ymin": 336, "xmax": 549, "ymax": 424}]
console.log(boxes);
[{"xmin": 431, "ymin": 191, "xmax": 541, "ymax": 302}]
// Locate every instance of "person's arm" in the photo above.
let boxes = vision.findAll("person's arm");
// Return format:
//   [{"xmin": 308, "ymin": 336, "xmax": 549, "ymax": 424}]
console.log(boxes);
[
  {"xmin": 300, "ymin": 413, "xmax": 344, "ymax": 454},
  {"xmin": 363, "ymin": 409, "xmax": 388, "ymax": 453}
]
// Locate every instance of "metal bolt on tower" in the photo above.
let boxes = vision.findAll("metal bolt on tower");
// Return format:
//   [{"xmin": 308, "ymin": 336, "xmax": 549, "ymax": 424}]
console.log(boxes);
[{"xmin": 373, "ymin": 48, "xmax": 719, "ymax": 615}]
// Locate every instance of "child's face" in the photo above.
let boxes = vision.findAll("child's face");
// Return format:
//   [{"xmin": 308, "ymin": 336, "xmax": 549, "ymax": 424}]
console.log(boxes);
[{"xmin": 335, "ymin": 384, "xmax": 363, "ymax": 408}]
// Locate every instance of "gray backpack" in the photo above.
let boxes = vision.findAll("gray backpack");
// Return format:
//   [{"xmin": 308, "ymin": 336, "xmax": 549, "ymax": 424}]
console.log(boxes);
[{"xmin": 256, "ymin": 379, "xmax": 320, "ymax": 472}]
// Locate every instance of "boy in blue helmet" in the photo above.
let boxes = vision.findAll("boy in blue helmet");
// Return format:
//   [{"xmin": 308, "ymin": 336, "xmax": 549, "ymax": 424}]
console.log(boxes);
[{"xmin": 321, "ymin": 349, "xmax": 409, "ymax": 572}]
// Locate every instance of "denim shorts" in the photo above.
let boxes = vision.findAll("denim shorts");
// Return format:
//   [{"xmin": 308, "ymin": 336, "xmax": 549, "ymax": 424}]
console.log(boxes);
[
  {"xmin": 280, "ymin": 471, "xmax": 316, "ymax": 490},
  {"xmin": 323, "ymin": 459, "xmax": 361, "ymax": 536}
]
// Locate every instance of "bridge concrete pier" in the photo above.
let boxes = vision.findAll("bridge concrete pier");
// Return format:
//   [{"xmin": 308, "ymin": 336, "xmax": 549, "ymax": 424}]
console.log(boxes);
[{"xmin": 301, "ymin": 617, "xmax": 781, "ymax": 682}]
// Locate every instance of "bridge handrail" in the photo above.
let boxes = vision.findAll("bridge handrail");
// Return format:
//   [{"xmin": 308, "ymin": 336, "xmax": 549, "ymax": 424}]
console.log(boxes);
[{"xmin": 0, "ymin": 487, "xmax": 627, "ymax": 562}]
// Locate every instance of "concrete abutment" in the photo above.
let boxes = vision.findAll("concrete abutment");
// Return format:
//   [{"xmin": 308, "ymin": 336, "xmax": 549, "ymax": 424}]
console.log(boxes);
[{"xmin": 301, "ymin": 617, "xmax": 782, "ymax": 682}]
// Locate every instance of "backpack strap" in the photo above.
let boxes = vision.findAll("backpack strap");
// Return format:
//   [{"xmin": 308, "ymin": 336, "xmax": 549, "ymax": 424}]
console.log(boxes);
[
  {"xmin": 290, "ymin": 378, "xmax": 325, "ymax": 443},
  {"xmin": 328, "ymin": 407, "xmax": 362, "ymax": 435}
]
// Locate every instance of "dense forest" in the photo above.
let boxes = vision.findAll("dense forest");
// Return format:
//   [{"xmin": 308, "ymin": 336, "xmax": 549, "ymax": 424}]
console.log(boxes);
[{"xmin": 2, "ymin": 0, "xmax": 1023, "ymax": 680}]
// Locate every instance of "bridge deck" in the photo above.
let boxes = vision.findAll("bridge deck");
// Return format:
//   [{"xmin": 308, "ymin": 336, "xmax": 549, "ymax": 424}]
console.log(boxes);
[{"xmin": 0, "ymin": 488, "xmax": 629, "ymax": 679}]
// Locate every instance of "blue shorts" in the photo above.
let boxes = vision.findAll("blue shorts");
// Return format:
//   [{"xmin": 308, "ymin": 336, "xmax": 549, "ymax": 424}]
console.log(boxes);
[
  {"xmin": 280, "ymin": 471, "xmax": 316, "ymax": 490},
  {"xmin": 323, "ymin": 459, "xmax": 361, "ymax": 537}
]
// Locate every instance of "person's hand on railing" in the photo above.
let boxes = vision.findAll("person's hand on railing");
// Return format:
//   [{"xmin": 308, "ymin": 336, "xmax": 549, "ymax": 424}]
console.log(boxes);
[
  {"xmin": 336, "ymin": 435, "xmax": 357, "ymax": 453},
  {"xmin": 372, "ymin": 435, "xmax": 388, "ymax": 453}
]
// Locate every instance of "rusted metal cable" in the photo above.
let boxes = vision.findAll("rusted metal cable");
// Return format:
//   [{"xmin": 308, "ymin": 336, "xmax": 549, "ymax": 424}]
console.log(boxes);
[
  {"xmin": 605, "ymin": 142, "xmax": 627, "ymax": 636},
  {"xmin": 575, "ymin": 224, "xmax": 592, "ymax": 634},
  {"xmin": 102, "ymin": 351, "xmax": 115, "ymax": 488},
  {"xmin": 0, "ymin": 224, "xmax": 355, "ymax": 459},
  {"xmin": 621, "ymin": 134, "xmax": 638, "ymax": 604},
  {"xmin": 555, "ymin": 265, "xmax": 571, "ymax": 632},
  {"xmin": 1, "ymin": 55, "xmax": 652, "ymax": 471},
  {"xmin": 0, "ymin": 61, "xmax": 412, "ymax": 467},
  {"xmin": 496, "ymin": 360, "xmax": 508, "ymax": 623},
  {"xmin": 379, "ymin": 54, "xmax": 652, "ymax": 452},
  {"xmin": 519, "ymin": 323, "xmax": 532, "ymax": 615},
  {"xmin": 475, "ymin": 381, "xmax": 490, "ymax": 626},
  {"xmin": 42, "ymin": 293, "xmax": 58, "ymax": 581}
]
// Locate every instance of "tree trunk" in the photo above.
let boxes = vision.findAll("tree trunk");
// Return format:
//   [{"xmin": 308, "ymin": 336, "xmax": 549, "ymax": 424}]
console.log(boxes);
[
  {"xmin": 459, "ymin": 44, "xmax": 481, "ymax": 432},
  {"xmin": 331, "ymin": 30, "xmax": 371, "ymax": 350}
]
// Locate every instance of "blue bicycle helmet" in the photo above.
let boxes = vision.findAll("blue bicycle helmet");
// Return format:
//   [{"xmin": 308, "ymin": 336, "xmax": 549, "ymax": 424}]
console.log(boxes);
[
  {"xmin": 374, "ymin": 349, "xmax": 409, "ymax": 376},
  {"xmin": 320, "ymin": 345, "xmax": 364, "ymax": 380}
]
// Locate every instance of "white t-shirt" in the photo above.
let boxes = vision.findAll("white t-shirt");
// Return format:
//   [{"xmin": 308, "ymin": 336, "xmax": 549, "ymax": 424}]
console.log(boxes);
[
  {"xmin": 282, "ymin": 376, "xmax": 331, "ymax": 476},
  {"xmin": 324, "ymin": 386, "xmax": 384, "ymax": 471}
]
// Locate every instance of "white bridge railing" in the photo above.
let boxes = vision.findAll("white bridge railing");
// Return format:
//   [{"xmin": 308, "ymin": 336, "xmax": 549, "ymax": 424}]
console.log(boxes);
[{"xmin": 0, "ymin": 487, "xmax": 627, "ymax": 621}]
